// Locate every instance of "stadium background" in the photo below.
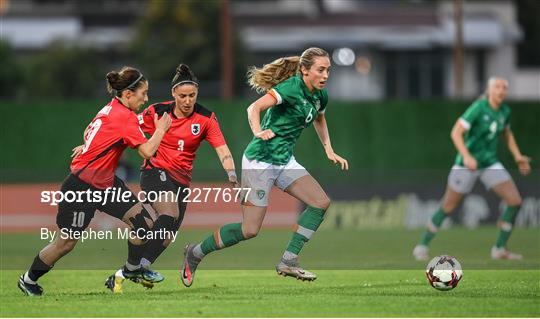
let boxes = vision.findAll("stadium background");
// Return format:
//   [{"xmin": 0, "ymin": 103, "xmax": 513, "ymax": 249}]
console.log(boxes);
[{"xmin": 1, "ymin": 0, "xmax": 539, "ymax": 271}]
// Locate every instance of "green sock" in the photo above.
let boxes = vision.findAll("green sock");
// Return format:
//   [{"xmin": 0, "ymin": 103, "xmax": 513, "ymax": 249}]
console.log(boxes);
[
  {"xmin": 420, "ymin": 208, "xmax": 447, "ymax": 246},
  {"xmin": 285, "ymin": 206, "xmax": 325, "ymax": 256},
  {"xmin": 495, "ymin": 205, "xmax": 520, "ymax": 248},
  {"xmin": 200, "ymin": 223, "xmax": 246, "ymax": 255}
]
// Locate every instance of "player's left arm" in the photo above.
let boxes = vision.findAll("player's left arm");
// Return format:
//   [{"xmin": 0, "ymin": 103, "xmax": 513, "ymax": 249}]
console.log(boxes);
[
  {"xmin": 214, "ymin": 144, "xmax": 239, "ymax": 187},
  {"xmin": 503, "ymin": 127, "xmax": 531, "ymax": 175},
  {"xmin": 313, "ymin": 112, "xmax": 348, "ymax": 170},
  {"xmin": 206, "ymin": 114, "xmax": 239, "ymax": 186}
]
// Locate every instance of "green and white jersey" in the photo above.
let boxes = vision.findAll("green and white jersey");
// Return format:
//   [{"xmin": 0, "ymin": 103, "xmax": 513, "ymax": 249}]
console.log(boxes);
[
  {"xmin": 455, "ymin": 98, "xmax": 511, "ymax": 169},
  {"xmin": 244, "ymin": 73, "xmax": 328, "ymax": 165}
]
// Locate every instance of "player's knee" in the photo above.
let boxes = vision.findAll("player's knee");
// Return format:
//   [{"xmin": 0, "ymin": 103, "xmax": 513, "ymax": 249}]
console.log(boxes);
[
  {"xmin": 441, "ymin": 202, "xmax": 457, "ymax": 214},
  {"xmin": 129, "ymin": 237, "xmax": 145, "ymax": 245},
  {"xmin": 243, "ymin": 230, "xmax": 258, "ymax": 239},
  {"xmin": 321, "ymin": 196, "xmax": 331, "ymax": 210},
  {"xmin": 312, "ymin": 196, "xmax": 331, "ymax": 211},
  {"xmin": 242, "ymin": 226, "xmax": 260, "ymax": 239},
  {"xmin": 128, "ymin": 206, "xmax": 153, "ymax": 233},
  {"xmin": 441, "ymin": 207, "xmax": 454, "ymax": 214},
  {"xmin": 163, "ymin": 238, "xmax": 174, "ymax": 247},
  {"xmin": 506, "ymin": 196, "xmax": 522, "ymax": 207}
]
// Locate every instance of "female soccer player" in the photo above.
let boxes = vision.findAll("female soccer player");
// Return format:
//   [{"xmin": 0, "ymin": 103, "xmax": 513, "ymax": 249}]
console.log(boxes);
[
  {"xmin": 105, "ymin": 64, "xmax": 237, "ymax": 293},
  {"xmin": 413, "ymin": 77, "xmax": 531, "ymax": 261},
  {"xmin": 181, "ymin": 47, "xmax": 348, "ymax": 285},
  {"xmin": 18, "ymin": 67, "xmax": 172, "ymax": 296}
]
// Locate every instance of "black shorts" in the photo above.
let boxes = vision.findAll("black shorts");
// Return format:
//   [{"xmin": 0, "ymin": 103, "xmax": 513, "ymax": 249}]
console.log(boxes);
[
  {"xmin": 140, "ymin": 168, "xmax": 188, "ymax": 230},
  {"xmin": 56, "ymin": 174, "xmax": 138, "ymax": 232}
]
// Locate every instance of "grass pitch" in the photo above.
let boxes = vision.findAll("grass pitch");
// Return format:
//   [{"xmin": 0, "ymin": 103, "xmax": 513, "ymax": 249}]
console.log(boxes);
[
  {"xmin": 2, "ymin": 270, "xmax": 539, "ymax": 317},
  {"xmin": 1, "ymin": 228, "xmax": 539, "ymax": 317}
]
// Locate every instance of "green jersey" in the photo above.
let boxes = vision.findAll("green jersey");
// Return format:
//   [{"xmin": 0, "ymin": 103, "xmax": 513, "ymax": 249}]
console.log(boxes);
[
  {"xmin": 244, "ymin": 73, "xmax": 329, "ymax": 165},
  {"xmin": 455, "ymin": 98, "xmax": 511, "ymax": 169}
]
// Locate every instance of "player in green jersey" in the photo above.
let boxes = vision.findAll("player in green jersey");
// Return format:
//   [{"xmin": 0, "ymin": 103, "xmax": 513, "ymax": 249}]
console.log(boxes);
[
  {"xmin": 413, "ymin": 77, "xmax": 532, "ymax": 261},
  {"xmin": 180, "ymin": 47, "xmax": 348, "ymax": 285}
]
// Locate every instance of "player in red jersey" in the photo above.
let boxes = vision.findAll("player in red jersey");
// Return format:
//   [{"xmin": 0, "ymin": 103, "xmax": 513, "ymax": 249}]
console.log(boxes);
[
  {"xmin": 105, "ymin": 64, "xmax": 237, "ymax": 293},
  {"xmin": 18, "ymin": 67, "xmax": 172, "ymax": 296}
]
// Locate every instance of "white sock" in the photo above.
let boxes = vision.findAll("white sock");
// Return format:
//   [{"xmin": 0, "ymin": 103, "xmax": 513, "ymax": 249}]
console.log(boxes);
[
  {"xmin": 282, "ymin": 251, "xmax": 298, "ymax": 261},
  {"xmin": 23, "ymin": 271, "xmax": 36, "ymax": 285},
  {"xmin": 124, "ymin": 262, "xmax": 140, "ymax": 271},
  {"xmin": 192, "ymin": 244, "xmax": 205, "ymax": 259}
]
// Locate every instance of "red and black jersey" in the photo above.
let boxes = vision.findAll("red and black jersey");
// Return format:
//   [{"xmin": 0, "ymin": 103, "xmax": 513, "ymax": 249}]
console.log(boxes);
[
  {"xmin": 71, "ymin": 97, "xmax": 147, "ymax": 189},
  {"xmin": 140, "ymin": 101, "xmax": 226, "ymax": 185}
]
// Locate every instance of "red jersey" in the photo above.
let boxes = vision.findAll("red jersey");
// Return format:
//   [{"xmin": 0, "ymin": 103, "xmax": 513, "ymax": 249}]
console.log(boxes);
[
  {"xmin": 140, "ymin": 101, "xmax": 226, "ymax": 185},
  {"xmin": 71, "ymin": 97, "xmax": 147, "ymax": 189}
]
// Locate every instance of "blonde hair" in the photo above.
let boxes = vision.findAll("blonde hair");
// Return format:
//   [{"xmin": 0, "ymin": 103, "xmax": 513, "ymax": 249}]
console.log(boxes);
[
  {"xmin": 480, "ymin": 76, "xmax": 508, "ymax": 99},
  {"xmin": 247, "ymin": 47, "xmax": 329, "ymax": 94}
]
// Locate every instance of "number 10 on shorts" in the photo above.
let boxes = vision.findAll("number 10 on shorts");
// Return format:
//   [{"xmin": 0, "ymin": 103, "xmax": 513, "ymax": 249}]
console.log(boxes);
[{"xmin": 71, "ymin": 212, "xmax": 86, "ymax": 228}]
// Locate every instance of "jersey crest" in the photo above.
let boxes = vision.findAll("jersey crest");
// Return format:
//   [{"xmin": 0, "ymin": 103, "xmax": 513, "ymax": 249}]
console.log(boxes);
[{"xmin": 191, "ymin": 123, "xmax": 201, "ymax": 136}]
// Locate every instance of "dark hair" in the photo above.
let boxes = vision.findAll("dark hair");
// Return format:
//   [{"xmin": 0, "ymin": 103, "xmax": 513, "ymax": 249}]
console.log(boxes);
[
  {"xmin": 171, "ymin": 63, "xmax": 198, "ymax": 89},
  {"xmin": 106, "ymin": 66, "xmax": 146, "ymax": 97}
]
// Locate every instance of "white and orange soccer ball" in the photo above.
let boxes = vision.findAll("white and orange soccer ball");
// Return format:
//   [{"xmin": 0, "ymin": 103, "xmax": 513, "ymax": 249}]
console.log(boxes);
[{"xmin": 425, "ymin": 255, "xmax": 463, "ymax": 291}]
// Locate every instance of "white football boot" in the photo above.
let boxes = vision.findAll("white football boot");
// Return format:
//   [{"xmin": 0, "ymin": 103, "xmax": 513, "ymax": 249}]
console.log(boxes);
[
  {"xmin": 413, "ymin": 244, "xmax": 430, "ymax": 261},
  {"xmin": 491, "ymin": 246, "xmax": 523, "ymax": 260},
  {"xmin": 276, "ymin": 258, "xmax": 317, "ymax": 281}
]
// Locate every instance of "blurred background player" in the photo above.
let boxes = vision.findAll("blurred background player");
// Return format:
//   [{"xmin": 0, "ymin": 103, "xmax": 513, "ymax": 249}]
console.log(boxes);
[
  {"xmin": 413, "ymin": 77, "xmax": 532, "ymax": 261},
  {"xmin": 18, "ymin": 67, "xmax": 171, "ymax": 296},
  {"xmin": 105, "ymin": 63, "xmax": 237, "ymax": 293},
  {"xmin": 181, "ymin": 47, "xmax": 349, "ymax": 285}
]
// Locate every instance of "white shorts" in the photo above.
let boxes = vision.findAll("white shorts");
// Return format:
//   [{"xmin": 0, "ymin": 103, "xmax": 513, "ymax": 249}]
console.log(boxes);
[
  {"xmin": 241, "ymin": 155, "xmax": 309, "ymax": 207},
  {"xmin": 447, "ymin": 162, "xmax": 512, "ymax": 194}
]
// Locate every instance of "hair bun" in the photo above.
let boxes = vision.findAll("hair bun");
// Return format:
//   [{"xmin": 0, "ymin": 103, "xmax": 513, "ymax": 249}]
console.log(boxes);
[
  {"xmin": 106, "ymin": 71, "xmax": 120, "ymax": 84},
  {"xmin": 105, "ymin": 66, "xmax": 145, "ymax": 95},
  {"xmin": 171, "ymin": 63, "xmax": 198, "ymax": 87},
  {"xmin": 176, "ymin": 63, "xmax": 191, "ymax": 75}
]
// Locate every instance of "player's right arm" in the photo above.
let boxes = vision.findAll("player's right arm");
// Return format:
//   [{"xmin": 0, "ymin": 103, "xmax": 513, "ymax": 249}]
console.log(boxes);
[
  {"xmin": 451, "ymin": 121, "xmax": 477, "ymax": 170},
  {"xmin": 247, "ymin": 93, "xmax": 276, "ymax": 140},
  {"xmin": 451, "ymin": 103, "xmax": 480, "ymax": 170},
  {"xmin": 450, "ymin": 101, "xmax": 481, "ymax": 170}
]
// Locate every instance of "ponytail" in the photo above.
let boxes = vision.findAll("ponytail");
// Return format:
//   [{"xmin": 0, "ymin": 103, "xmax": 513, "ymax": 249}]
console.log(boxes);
[
  {"xmin": 247, "ymin": 56, "xmax": 300, "ymax": 94},
  {"xmin": 246, "ymin": 47, "xmax": 329, "ymax": 94}
]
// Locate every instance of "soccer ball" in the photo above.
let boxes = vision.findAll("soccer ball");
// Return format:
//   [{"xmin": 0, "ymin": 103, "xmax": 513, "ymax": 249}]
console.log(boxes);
[{"xmin": 425, "ymin": 255, "xmax": 463, "ymax": 291}]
